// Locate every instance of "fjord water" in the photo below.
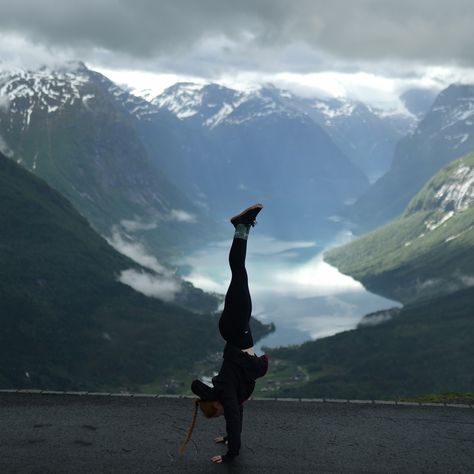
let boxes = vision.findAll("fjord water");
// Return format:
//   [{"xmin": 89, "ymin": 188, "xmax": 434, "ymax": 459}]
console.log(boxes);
[{"xmin": 178, "ymin": 226, "xmax": 399, "ymax": 352}]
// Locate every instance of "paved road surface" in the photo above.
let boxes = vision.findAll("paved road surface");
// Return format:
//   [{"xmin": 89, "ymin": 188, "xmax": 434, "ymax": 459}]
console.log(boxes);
[{"xmin": 0, "ymin": 392, "xmax": 473, "ymax": 473}]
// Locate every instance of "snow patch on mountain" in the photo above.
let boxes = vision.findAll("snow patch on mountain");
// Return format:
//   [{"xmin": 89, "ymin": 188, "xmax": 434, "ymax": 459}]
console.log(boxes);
[
  {"xmin": 154, "ymin": 83, "xmax": 305, "ymax": 128},
  {"xmin": 445, "ymin": 225, "xmax": 473, "ymax": 243},
  {"xmin": 311, "ymin": 100, "xmax": 356, "ymax": 122},
  {"xmin": 204, "ymin": 102, "xmax": 234, "ymax": 128},
  {"xmin": 444, "ymin": 133, "xmax": 470, "ymax": 147},
  {"xmin": 422, "ymin": 164, "xmax": 474, "ymax": 232},
  {"xmin": 153, "ymin": 83, "xmax": 205, "ymax": 119},
  {"xmin": 435, "ymin": 96, "xmax": 474, "ymax": 131},
  {"xmin": 0, "ymin": 66, "xmax": 91, "ymax": 130},
  {"xmin": 435, "ymin": 165, "xmax": 474, "ymax": 212},
  {"xmin": 425, "ymin": 211, "xmax": 454, "ymax": 231}
]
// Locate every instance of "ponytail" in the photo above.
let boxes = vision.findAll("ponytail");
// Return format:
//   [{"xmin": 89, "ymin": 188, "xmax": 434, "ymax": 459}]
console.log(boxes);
[
  {"xmin": 179, "ymin": 400, "xmax": 200, "ymax": 455},
  {"xmin": 179, "ymin": 400, "xmax": 218, "ymax": 455}
]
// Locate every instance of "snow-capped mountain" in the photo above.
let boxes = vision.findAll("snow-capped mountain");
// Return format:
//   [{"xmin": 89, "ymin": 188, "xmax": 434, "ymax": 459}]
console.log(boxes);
[
  {"xmin": 0, "ymin": 62, "xmax": 429, "ymax": 246},
  {"xmin": 299, "ymin": 96, "xmax": 416, "ymax": 182},
  {"xmin": 153, "ymin": 82, "xmax": 304, "ymax": 128},
  {"xmin": 0, "ymin": 62, "xmax": 207, "ymax": 257},
  {"xmin": 154, "ymin": 82, "xmax": 415, "ymax": 182},
  {"xmin": 0, "ymin": 62, "xmax": 91, "ymax": 133},
  {"xmin": 149, "ymin": 82, "xmax": 370, "ymax": 241},
  {"xmin": 405, "ymin": 153, "xmax": 474, "ymax": 229},
  {"xmin": 350, "ymin": 84, "xmax": 474, "ymax": 232},
  {"xmin": 0, "ymin": 60, "xmax": 171, "ymax": 131}
]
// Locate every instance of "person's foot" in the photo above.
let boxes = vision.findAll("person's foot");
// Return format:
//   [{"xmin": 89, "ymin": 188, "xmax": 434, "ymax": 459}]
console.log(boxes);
[{"xmin": 230, "ymin": 203, "xmax": 263, "ymax": 228}]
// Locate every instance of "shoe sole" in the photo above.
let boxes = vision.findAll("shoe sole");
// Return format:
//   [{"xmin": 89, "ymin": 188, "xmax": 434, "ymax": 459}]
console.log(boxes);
[{"xmin": 230, "ymin": 203, "xmax": 264, "ymax": 225}]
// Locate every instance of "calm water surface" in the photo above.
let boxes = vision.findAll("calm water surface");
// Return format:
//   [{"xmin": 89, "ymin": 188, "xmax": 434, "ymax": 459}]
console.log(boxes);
[{"xmin": 178, "ymin": 231, "xmax": 399, "ymax": 353}]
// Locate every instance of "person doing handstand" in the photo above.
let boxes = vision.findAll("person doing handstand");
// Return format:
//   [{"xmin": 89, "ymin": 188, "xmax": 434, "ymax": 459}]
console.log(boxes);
[{"xmin": 180, "ymin": 203, "xmax": 269, "ymax": 464}]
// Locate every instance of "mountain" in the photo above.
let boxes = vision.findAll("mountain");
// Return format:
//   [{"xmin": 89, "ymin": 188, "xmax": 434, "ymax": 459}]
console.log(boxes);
[
  {"xmin": 260, "ymin": 286, "xmax": 474, "ymax": 400},
  {"xmin": 257, "ymin": 153, "xmax": 474, "ymax": 400},
  {"xmin": 152, "ymin": 83, "xmax": 415, "ymax": 183},
  {"xmin": 151, "ymin": 83, "xmax": 370, "ymax": 242},
  {"xmin": 292, "ymin": 95, "xmax": 416, "ymax": 182},
  {"xmin": 400, "ymin": 87, "xmax": 439, "ymax": 120},
  {"xmin": 0, "ymin": 62, "xmax": 209, "ymax": 259},
  {"xmin": 0, "ymin": 151, "xmax": 273, "ymax": 391},
  {"xmin": 0, "ymin": 63, "xmax": 416, "ymax": 245},
  {"xmin": 324, "ymin": 151, "xmax": 474, "ymax": 304},
  {"xmin": 350, "ymin": 84, "xmax": 474, "ymax": 232}
]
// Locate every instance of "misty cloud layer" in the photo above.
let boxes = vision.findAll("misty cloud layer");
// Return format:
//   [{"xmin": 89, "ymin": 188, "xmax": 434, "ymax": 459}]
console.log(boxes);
[
  {"xmin": 118, "ymin": 268, "xmax": 181, "ymax": 302},
  {"xmin": 1, "ymin": 0, "xmax": 473, "ymax": 76},
  {"xmin": 107, "ymin": 227, "xmax": 181, "ymax": 302}
]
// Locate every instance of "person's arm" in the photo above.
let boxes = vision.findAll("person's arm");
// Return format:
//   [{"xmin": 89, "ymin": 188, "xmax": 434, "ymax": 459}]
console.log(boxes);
[
  {"xmin": 219, "ymin": 390, "xmax": 242, "ymax": 462},
  {"xmin": 211, "ymin": 403, "xmax": 244, "ymax": 463}
]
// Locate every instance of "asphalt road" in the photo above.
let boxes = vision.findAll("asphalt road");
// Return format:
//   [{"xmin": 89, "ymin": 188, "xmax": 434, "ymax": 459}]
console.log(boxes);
[{"xmin": 0, "ymin": 392, "xmax": 473, "ymax": 473}]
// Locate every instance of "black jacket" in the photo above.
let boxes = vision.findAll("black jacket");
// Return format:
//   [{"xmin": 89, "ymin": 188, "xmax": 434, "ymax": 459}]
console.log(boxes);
[{"xmin": 191, "ymin": 343, "xmax": 268, "ymax": 462}]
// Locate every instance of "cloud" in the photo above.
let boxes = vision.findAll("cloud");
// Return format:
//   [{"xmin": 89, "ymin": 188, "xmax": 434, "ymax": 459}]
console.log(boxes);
[
  {"xmin": 459, "ymin": 274, "xmax": 474, "ymax": 287},
  {"xmin": 119, "ymin": 217, "xmax": 159, "ymax": 232},
  {"xmin": 1, "ymin": 0, "xmax": 473, "ymax": 77},
  {"xmin": 0, "ymin": 94, "xmax": 10, "ymax": 111},
  {"xmin": 168, "ymin": 209, "xmax": 197, "ymax": 223},
  {"xmin": 357, "ymin": 310, "xmax": 395, "ymax": 327},
  {"xmin": 0, "ymin": 134, "xmax": 13, "ymax": 158},
  {"xmin": 118, "ymin": 268, "xmax": 180, "ymax": 302},
  {"xmin": 107, "ymin": 227, "xmax": 181, "ymax": 301},
  {"xmin": 117, "ymin": 210, "xmax": 196, "ymax": 233},
  {"xmin": 107, "ymin": 228, "xmax": 172, "ymax": 275}
]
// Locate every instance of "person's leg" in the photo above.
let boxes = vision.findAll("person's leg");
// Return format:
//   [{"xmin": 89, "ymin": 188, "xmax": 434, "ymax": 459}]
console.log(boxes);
[
  {"xmin": 219, "ymin": 232, "xmax": 253, "ymax": 347},
  {"xmin": 219, "ymin": 204, "xmax": 263, "ymax": 349}
]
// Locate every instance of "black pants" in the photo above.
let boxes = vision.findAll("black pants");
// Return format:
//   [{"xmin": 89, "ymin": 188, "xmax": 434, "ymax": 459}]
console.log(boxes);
[{"xmin": 219, "ymin": 237, "xmax": 254, "ymax": 350}]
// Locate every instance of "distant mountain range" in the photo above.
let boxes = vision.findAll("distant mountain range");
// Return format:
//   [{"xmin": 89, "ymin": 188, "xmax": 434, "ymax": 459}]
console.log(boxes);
[
  {"xmin": 351, "ymin": 84, "xmax": 474, "ymax": 232},
  {"xmin": 152, "ymin": 82, "xmax": 418, "ymax": 183},
  {"xmin": 148, "ymin": 81, "xmax": 419, "ymax": 240},
  {"xmin": 290, "ymin": 94, "xmax": 418, "ymax": 182},
  {"xmin": 0, "ymin": 62, "xmax": 422, "ymax": 247}
]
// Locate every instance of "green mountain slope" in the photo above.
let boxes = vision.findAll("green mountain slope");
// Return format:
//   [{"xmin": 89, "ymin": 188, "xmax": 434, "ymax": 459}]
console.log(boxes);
[
  {"xmin": 0, "ymin": 152, "xmax": 271, "ymax": 391},
  {"xmin": 325, "ymin": 152, "xmax": 474, "ymax": 303},
  {"xmin": 260, "ymin": 287, "xmax": 474, "ymax": 400},
  {"xmin": 350, "ymin": 84, "xmax": 474, "ymax": 232}
]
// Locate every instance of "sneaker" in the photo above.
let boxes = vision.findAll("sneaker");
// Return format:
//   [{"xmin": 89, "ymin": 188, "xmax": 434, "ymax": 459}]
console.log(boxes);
[{"xmin": 230, "ymin": 203, "xmax": 263, "ymax": 227}]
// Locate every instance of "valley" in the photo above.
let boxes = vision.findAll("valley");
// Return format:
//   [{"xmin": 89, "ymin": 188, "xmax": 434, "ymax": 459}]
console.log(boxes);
[{"xmin": 0, "ymin": 62, "xmax": 473, "ymax": 400}]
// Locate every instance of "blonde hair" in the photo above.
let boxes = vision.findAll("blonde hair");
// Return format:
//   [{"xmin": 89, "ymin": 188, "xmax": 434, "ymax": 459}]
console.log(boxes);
[{"xmin": 179, "ymin": 400, "xmax": 218, "ymax": 455}]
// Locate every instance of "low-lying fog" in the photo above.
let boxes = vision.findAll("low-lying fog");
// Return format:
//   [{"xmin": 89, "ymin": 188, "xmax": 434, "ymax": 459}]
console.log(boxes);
[{"xmin": 177, "ymin": 231, "xmax": 400, "ymax": 353}]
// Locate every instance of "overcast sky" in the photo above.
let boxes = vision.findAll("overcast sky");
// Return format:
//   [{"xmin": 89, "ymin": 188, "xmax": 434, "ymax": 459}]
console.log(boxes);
[{"xmin": 1, "ymin": 0, "xmax": 473, "ymax": 107}]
